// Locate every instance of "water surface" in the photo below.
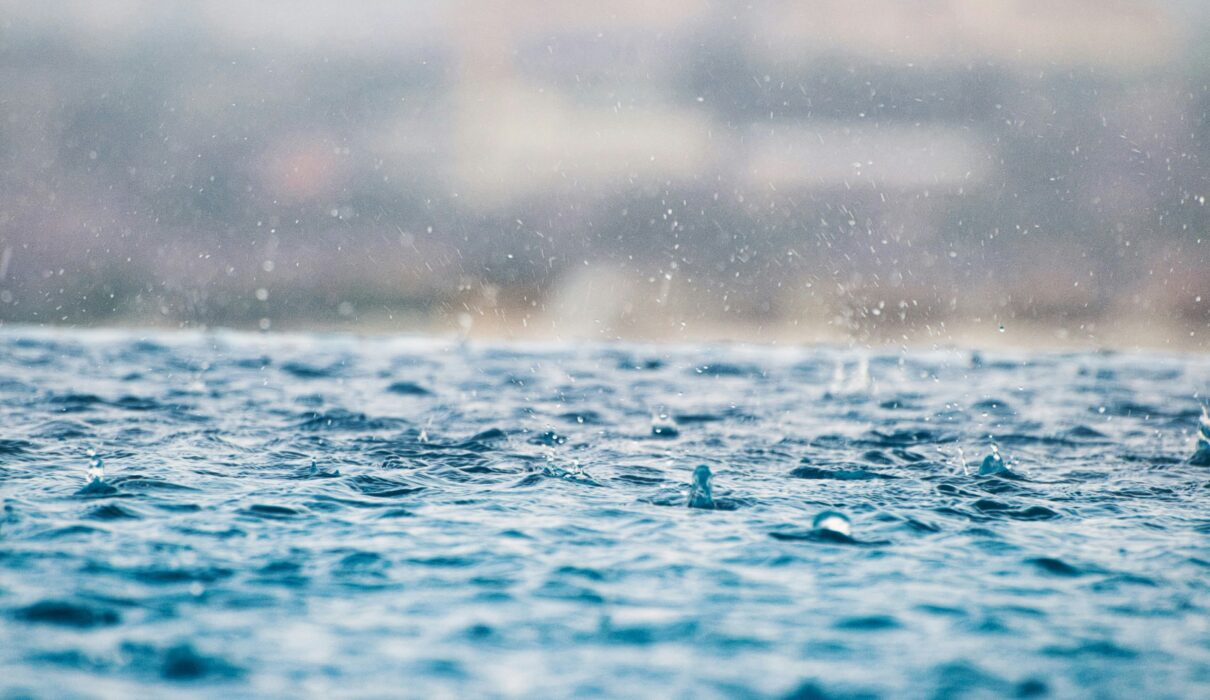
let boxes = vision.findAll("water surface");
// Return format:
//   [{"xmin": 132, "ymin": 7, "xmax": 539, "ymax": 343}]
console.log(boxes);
[{"xmin": 2, "ymin": 330, "xmax": 1209, "ymax": 698}]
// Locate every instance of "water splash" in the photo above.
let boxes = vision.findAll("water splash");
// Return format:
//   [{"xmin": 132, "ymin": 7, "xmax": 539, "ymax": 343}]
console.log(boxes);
[
  {"xmin": 86, "ymin": 449, "xmax": 105, "ymax": 482},
  {"xmin": 936, "ymin": 444, "xmax": 968, "ymax": 475},
  {"xmin": 76, "ymin": 449, "xmax": 117, "ymax": 497},
  {"xmin": 1191, "ymin": 407, "xmax": 1210, "ymax": 466},
  {"xmin": 978, "ymin": 443, "xmax": 1012, "ymax": 476},
  {"xmin": 812, "ymin": 510, "xmax": 852, "ymax": 537},
  {"xmin": 687, "ymin": 465, "xmax": 714, "ymax": 509},
  {"xmin": 851, "ymin": 356, "xmax": 871, "ymax": 393},
  {"xmin": 828, "ymin": 360, "xmax": 846, "ymax": 393},
  {"xmin": 826, "ymin": 356, "xmax": 873, "ymax": 397}
]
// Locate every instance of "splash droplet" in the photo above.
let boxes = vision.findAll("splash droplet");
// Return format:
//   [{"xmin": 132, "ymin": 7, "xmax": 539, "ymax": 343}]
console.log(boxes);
[
  {"xmin": 651, "ymin": 408, "xmax": 679, "ymax": 438},
  {"xmin": 1191, "ymin": 407, "xmax": 1210, "ymax": 466},
  {"xmin": 76, "ymin": 449, "xmax": 117, "ymax": 497},
  {"xmin": 978, "ymin": 443, "xmax": 1011, "ymax": 476},
  {"xmin": 86, "ymin": 450, "xmax": 104, "ymax": 482},
  {"xmin": 812, "ymin": 510, "xmax": 852, "ymax": 537}
]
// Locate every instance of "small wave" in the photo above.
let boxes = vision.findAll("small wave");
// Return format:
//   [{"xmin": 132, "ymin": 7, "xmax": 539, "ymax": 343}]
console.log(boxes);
[
  {"xmin": 1027, "ymin": 557, "xmax": 1086, "ymax": 577},
  {"xmin": 789, "ymin": 465, "xmax": 896, "ymax": 481},
  {"xmin": 769, "ymin": 529, "xmax": 879, "ymax": 546},
  {"xmin": 29, "ymin": 524, "xmax": 107, "ymax": 540},
  {"xmin": 0, "ymin": 438, "xmax": 33, "ymax": 455},
  {"xmin": 386, "ymin": 381, "xmax": 432, "ymax": 396},
  {"xmin": 31, "ymin": 419, "xmax": 95, "ymax": 439},
  {"xmin": 863, "ymin": 428, "xmax": 955, "ymax": 447},
  {"xmin": 112, "ymin": 395, "xmax": 164, "ymax": 411},
  {"xmin": 281, "ymin": 360, "xmax": 345, "ymax": 379},
  {"xmin": 296, "ymin": 409, "xmax": 405, "ymax": 432},
  {"xmin": 1042, "ymin": 639, "xmax": 1138, "ymax": 659},
  {"xmin": 833, "ymin": 614, "xmax": 901, "ymax": 631},
  {"xmin": 538, "ymin": 464, "xmax": 603, "ymax": 487},
  {"xmin": 86, "ymin": 503, "xmax": 142, "ymax": 520},
  {"xmin": 12, "ymin": 599, "xmax": 121, "ymax": 628},
  {"xmin": 345, "ymin": 474, "xmax": 425, "ymax": 498},
  {"xmin": 242, "ymin": 504, "xmax": 303, "ymax": 519},
  {"xmin": 971, "ymin": 499, "xmax": 1060, "ymax": 521},
  {"xmin": 122, "ymin": 641, "xmax": 243, "ymax": 681},
  {"xmin": 615, "ymin": 357, "xmax": 664, "ymax": 371},
  {"xmin": 74, "ymin": 479, "xmax": 119, "ymax": 498},
  {"xmin": 109, "ymin": 476, "xmax": 200, "ymax": 492},
  {"xmin": 47, "ymin": 392, "xmax": 105, "ymax": 412},
  {"xmin": 690, "ymin": 362, "xmax": 763, "ymax": 378}
]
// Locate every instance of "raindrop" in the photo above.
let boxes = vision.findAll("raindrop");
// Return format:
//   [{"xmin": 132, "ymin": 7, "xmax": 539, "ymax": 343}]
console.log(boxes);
[{"xmin": 651, "ymin": 408, "xmax": 679, "ymax": 438}]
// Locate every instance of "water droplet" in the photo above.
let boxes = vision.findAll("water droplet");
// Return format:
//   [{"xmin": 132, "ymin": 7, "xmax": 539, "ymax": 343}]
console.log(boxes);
[
  {"xmin": 651, "ymin": 408, "xmax": 679, "ymax": 437},
  {"xmin": 812, "ymin": 510, "xmax": 852, "ymax": 537},
  {"xmin": 978, "ymin": 443, "xmax": 1011, "ymax": 476},
  {"xmin": 86, "ymin": 450, "xmax": 104, "ymax": 482}
]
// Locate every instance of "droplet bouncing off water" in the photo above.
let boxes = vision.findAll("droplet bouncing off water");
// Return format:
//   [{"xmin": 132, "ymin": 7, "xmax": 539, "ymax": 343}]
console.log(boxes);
[
  {"xmin": 86, "ymin": 449, "xmax": 105, "ymax": 482},
  {"xmin": 651, "ymin": 408, "xmax": 679, "ymax": 438},
  {"xmin": 687, "ymin": 465, "xmax": 714, "ymax": 509},
  {"xmin": 76, "ymin": 449, "xmax": 117, "ymax": 497},
  {"xmin": 812, "ymin": 510, "xmax": 852, "ymax": 537},
  {"xmin": 1191, "ymin": 407, "xmax": 1210, "ymax": 466},
  {"xmin": 978, "ymin": 443, "xmax": 1012, "ymax": 476}
]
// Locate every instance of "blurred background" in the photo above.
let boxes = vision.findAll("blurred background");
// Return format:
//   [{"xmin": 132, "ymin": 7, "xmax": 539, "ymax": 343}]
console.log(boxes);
[{"xmin": 0, "ymin": 0, "xmax": 1208, "ymax": 348}]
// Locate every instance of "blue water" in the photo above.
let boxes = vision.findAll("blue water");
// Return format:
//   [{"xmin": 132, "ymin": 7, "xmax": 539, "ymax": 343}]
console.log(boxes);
[{"xmin": 2, "ymin": 329, "xmax": 1209, "ymax": 698}]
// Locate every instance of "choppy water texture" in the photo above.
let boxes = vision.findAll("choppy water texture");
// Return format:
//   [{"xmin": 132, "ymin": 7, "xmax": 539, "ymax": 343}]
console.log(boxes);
[{"xmin": 3, "ymin": 330, "xmax": 1210, "ymax": 699}]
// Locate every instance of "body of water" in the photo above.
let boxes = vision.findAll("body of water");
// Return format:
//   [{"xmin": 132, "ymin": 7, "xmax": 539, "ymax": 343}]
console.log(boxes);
[{"xmin": 1, "ymin": 330, "xmax": 1209, "ymax": 698}]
